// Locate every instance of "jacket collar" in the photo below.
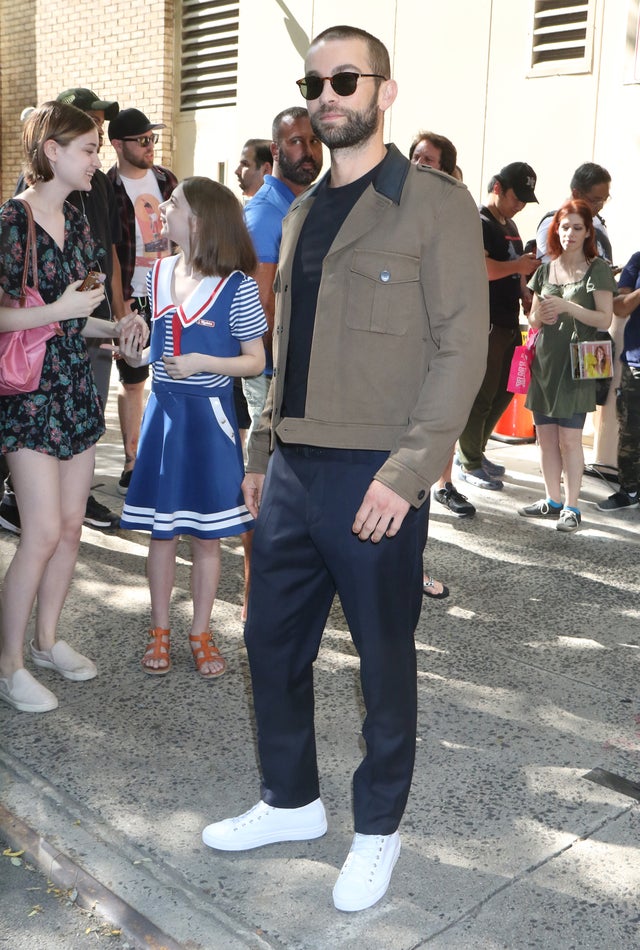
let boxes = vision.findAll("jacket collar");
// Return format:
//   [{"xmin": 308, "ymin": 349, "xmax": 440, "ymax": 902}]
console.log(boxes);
[{"xmin": 301, "ymin": 143, "xmax": 409, "ymax": 207}]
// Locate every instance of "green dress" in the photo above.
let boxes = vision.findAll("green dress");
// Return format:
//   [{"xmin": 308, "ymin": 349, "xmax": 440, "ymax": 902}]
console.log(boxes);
[{"xmin": 526, "ymin": 258, "xmax": 616, "ymax": 419}]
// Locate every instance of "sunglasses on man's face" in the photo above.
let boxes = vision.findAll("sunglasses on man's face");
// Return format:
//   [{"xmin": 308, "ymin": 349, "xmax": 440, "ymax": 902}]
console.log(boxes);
[
  {"xmin": 296, "ymin": 71, "xmax": 387, "ymax": 101},
  {"xmin": 121, "ymin": 134, "xmax": 159, "ymax": 147}
]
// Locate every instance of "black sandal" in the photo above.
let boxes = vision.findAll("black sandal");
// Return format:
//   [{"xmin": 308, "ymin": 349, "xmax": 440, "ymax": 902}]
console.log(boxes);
[{"xmin": 422, "ymin": 576, "xmax": 450, "ymax": 600}]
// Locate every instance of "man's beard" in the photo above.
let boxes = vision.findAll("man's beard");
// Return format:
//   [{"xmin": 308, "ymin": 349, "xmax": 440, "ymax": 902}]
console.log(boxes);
[
  {"xmin": 122, "ymin": 144, "xmax": 154, "ymax": 170},
  {"xmin": 277, "ymin": 147, "xmax": 322, "ymax": 186},
  {"xmin": 310, "ymin": 96, "xmax": 379, "ymax": 150}
]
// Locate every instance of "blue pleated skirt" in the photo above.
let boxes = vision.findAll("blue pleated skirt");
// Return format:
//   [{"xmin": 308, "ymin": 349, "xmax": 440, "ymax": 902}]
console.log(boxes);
[{"xmin": 120, "ymin": 385, "xmax": 253, "ymax": 539}]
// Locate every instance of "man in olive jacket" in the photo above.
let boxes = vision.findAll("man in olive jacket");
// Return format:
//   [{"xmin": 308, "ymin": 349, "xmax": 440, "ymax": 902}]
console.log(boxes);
[{"xmin": 202, "ymin": 25, "xmax": 489, "ymax": 913}]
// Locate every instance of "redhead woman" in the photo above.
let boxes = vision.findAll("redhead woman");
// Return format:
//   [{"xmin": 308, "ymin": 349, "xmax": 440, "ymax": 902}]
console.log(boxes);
[
  {"xmin": 0, "ymin": 102, "xmax": 145, "ymax": 712},
  {"xmin": 518, "ymin": 199, "xmax": 615, "ymax": 532}
]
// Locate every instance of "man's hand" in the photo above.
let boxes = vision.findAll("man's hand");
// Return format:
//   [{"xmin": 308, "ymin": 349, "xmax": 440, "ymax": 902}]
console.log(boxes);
[
  {"xmin": 242, "ymin": 472, "xmax": 266, "ymax": 519},
  {"xmin": 352, "ymin": 481, "xmax": 411, "ymax": 543},
  {"xmin": 516, "ymin": 252, "xmax": 539, "ymax": 277}
]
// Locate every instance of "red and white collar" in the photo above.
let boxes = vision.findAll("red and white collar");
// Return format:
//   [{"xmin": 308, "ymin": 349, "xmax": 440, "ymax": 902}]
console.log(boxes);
[{"xmin": 151, "ymin": 256, "xmax": 232, "ymax": 327}]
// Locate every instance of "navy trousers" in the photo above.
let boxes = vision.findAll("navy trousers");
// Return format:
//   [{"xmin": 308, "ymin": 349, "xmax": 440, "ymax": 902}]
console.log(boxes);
[{"xmin": 244, "ymin": 443, "xmax": 429, "ymax": 835}]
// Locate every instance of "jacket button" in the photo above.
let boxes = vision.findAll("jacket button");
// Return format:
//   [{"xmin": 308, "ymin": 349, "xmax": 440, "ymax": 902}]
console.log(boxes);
[
  {"xmin": 417, "ymin": 489, "xmax": 426, "ymax": 500},
  {"xmin": 380, "ymin": 270, "xmax": 391, "ymax": 282}
]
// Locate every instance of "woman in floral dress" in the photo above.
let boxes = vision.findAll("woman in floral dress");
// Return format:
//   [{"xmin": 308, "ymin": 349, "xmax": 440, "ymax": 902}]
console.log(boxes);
[{"xmin": 0, "ymin": 102, "xmax": 145, "ymax": 713}]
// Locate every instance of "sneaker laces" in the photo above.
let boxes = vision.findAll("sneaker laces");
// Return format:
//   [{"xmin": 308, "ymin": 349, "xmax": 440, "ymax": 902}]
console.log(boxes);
[
  {"xmin": 231, "ymin": 801, "xmax": 272, "ymax": 827},
  {"xmin": 342, "ymin": 834, "xmax": 386, "ymax": 881}
]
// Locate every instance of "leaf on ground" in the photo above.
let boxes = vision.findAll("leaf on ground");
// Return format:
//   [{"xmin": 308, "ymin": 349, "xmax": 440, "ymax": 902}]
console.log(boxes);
[
  {"xmin": 27, "ymin": 905, "xmax": 43, "ymax": 917},
  {"xmin": 3, "ymin": 848, "xmax": 25, "ymax": 857},
  {"xmin": 10, "ymin": 857, "xmax": 23, "ymax": 867}
]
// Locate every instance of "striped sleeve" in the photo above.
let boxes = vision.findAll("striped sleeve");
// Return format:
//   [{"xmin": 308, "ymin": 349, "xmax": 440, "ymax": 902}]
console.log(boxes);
[{"xmin": 229, "ymin": 275, "xmax": 268, "ymax": 341}]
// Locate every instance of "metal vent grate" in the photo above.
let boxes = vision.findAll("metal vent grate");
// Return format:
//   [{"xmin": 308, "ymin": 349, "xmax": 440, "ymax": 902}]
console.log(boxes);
[
  {"xmin": 531, "ymin": 0, "xmax": 591, "ymax": 68},
  {"xmin": 180, "ymin": 0, "xmax": 239, "ymax": 111}
]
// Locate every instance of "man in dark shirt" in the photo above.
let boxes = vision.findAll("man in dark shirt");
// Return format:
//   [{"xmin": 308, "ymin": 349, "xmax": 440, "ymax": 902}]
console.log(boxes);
[
  {"xmin": 201, "ymin": 25, "xmax": 489, "ymax": 913},
  {"xmin": 457, "ymin": 162, "xmax": 540, "ymax": 490}
]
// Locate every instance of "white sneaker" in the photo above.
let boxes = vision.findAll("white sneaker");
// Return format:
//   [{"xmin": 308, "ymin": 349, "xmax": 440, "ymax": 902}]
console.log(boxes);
[
  {"xmin": 0, "ymin": 668, "xmax": 58, "ymax": 713},
  {"xmin": 202, "ymin": 798, "xmax": 327, "ymax": 851},
  {"xmin": 30, "ymin": 640, "xmax": 97, "ymax": 681},
  {"xmin": 333, "ymin": 831, "xmax": 401, "ymax": 912}
]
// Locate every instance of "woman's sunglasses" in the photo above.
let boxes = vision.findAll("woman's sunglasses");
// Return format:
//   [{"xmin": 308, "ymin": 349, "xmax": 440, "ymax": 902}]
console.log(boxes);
[{"xmin": 296, "ymin": 72, "xmax": 387, "ymax": 101}]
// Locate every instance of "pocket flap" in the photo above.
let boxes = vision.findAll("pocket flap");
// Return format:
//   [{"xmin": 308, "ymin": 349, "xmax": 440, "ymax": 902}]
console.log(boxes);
[{"xmin": 350, "ymin": 250, "xmax": 420, "ymax": 284}]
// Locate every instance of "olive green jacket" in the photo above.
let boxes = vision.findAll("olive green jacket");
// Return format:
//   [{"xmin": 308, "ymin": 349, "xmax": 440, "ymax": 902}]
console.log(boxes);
[{"xmin": 247, "ymin": 144, "xmax": 489, "ymax": 508}]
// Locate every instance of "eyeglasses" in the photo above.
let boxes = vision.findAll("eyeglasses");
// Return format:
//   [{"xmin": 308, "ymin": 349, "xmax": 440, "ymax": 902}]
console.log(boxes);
[
  {"xmin": 296, "ymin": 72, "xmax": 387, "ymax": 101},
  {"xmin": 121, "ymin": 134, "xmax": 158, "ymax": 147}
]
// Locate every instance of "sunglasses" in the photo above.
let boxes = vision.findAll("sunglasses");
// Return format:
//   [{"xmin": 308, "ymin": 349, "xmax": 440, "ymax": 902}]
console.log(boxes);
[
  {"xmin": 296, "ymin": 72, "xmax": 387, "ymax": 101},
  {"xmin": 121, "ymin": 134, "xmax": 159, "ymax": 147}
]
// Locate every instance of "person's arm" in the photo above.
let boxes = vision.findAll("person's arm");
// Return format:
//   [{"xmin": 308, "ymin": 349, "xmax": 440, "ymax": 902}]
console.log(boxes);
[
  {"xmin": 110, "ymin": 251, "xmax": 127, "ymax": 320},
  {"xmin": 370, "ymin": 180, "xmax": 491, "ymax": 515},
  {"xmin": 485, "ymin": 251, "xmax": 539, "ymax": 281},
  {"xmin": 252, "ymin": 261, "xmax": 276, "ymax": 356},
  {"xmin": 162, "ymin": 337, "xmax": 266, "ymax": 380},
  {"xmin": 0, "ymin": 282, "xmax": 104, "ymax": 331},
  {"xmin": 535, "ymin": 290, "xmax": 612, "ymax": 331},
  {"xmin": 613, "ymin": 285, "xmax": 640, "ymax": 317}
]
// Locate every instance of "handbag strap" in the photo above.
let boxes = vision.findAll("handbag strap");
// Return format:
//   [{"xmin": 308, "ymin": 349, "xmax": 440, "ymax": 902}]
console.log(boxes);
[{"xmin": 14, "ymin": 197, "xmax": 39, "ymax": 299}]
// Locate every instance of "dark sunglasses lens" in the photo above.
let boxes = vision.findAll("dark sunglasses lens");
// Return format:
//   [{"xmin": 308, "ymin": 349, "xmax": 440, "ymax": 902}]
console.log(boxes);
[
  {"xmin": 331, "ymin": 73, "xmax": 359, "ymax": 96},
  {"xmin": 299, "ymin": 77, "xmax": 323, "ymax": 100}
]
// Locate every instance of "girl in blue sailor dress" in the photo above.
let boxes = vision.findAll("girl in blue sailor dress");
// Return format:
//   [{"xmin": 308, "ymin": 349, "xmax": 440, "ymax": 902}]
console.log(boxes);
[{"xmin": 116, "ymin": 178, "xmax": 266, "ymax": 679}]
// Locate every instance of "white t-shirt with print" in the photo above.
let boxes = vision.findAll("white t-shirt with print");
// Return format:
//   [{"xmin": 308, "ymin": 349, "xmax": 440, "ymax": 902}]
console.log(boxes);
[{"xmin": 119, "ymin": 169, "xmax": 171, "ymax": 296}]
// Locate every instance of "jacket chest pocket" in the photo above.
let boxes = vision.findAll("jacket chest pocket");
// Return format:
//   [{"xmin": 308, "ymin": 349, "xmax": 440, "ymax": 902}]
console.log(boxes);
[{"xmin": 346, "ymin": 250, "xmax": 421, "ymax": 336}]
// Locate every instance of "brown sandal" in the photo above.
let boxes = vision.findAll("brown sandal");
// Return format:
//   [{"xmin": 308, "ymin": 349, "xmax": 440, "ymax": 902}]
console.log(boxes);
[
  {"xmin": 141, "ymin": 627, "xmax": 171, "ymax": 675},
  {"xmin": 189, "ymin": 632, "xmax": 227, "ymax": 679}
]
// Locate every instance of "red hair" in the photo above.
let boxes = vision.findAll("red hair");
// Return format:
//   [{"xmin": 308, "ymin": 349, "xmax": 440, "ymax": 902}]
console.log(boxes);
[{"xmin": 547, "ymin": 199, "xmax": 597, "ymax": 259}]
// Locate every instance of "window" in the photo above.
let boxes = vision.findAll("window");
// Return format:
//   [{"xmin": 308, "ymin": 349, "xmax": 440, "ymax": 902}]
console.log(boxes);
[
  {"xmin": 529, "ymin": 0, "xmax": 595, "ymax": 76},
  {"xmin": 180, "ymin": 0, "xmax": 239, "ymax": 111}
]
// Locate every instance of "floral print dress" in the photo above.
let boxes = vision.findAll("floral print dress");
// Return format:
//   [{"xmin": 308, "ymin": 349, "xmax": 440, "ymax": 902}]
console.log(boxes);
[{"xmin": 0, "ymin": 198, "xmax": 105, "ymax": 458}]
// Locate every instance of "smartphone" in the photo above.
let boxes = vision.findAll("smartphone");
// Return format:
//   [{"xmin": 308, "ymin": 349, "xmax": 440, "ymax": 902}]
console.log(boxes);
[{"xmin": 79, "ymin": 271, "xmax": 106, "ymax": 291}]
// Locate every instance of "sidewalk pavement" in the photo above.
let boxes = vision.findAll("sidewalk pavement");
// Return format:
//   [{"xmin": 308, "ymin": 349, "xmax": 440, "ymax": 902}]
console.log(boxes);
[{"xmin": 1, "ymin": 380, "xmax": 640, "ymax": 949}]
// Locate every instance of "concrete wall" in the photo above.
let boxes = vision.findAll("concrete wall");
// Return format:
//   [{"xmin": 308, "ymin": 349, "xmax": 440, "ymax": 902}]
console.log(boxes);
[{"xmin": 2, "ymin": 0, "xmax": 640, "ymax": 267}]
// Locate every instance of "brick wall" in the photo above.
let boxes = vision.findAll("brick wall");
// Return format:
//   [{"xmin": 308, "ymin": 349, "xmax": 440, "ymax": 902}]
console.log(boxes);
[{"xmin": 0, "ymin": 0, "xmax": 176, "ymax": 202}]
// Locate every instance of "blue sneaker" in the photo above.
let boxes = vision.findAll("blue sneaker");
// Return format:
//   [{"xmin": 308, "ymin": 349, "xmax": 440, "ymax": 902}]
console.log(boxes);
[
  {"xmin": 481, "ymin": 455, "xmax": 506, "ymax": 477},
  {"xmin": 458, "ymin": 467, "xmax": 503, "ymax": 491}
]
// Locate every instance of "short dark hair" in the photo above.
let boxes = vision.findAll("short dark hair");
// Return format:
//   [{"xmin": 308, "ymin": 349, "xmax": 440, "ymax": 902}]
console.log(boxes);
[
  {"xmin": 570, "ymin": 163, "xmax": 611, "ymax": 194},
  {"xmin": 243, "ymin": 138, "xmax": 272, "ymax": 168},
  {"xmin": 409, "ymin": 131, "xmax": 457, "ymax": 175},
  {"xmin": 309, "ymin": 25, "xmax": 390, "ymax": 79},
  {"xmin": 181, "ymin": 177, "xmax": 257, "ymax": 277},
  {"xmin": 23, "ymin": 101, "xmax": 96, "ymax": 185},
  {"xmin": 271, "ymin": 107, "xmax": 310, "ymax": 144},
  {"xmin": 546, "ymin": 199, "xmax": 597, "ymax": 260}
]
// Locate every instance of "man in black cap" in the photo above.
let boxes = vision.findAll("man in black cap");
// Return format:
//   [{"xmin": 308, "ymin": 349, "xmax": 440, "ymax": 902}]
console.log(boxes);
[
  {"xmin": 107, "ymin": 108, "xmax": 177, "ymax": 495},
  {"xmin": 456, "ymin": 162, "xmax": 540, "ymax": 490},
  {"xmin": 0, "ymin": 88, "xmax": 123, "ymax": 533}
]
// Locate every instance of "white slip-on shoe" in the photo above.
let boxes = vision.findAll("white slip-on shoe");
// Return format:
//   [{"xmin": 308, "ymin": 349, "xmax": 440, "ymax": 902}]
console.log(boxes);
[
  {"xmin": 333, "ymin": 831, "xmax": 401, "ymax": 912},
  {"xmin": 202, "ymin": 798, "xmax": 327, "ymax": 851},
  {"xmin": 30, "ymin": 640, "xmax": 97, "ymax": 682},
  {"xmin": 0, "ymin": 668, "xmax": 58, "ymax": 713}
]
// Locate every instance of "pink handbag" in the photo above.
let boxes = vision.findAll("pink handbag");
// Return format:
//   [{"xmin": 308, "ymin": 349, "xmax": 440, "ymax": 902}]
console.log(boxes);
[
  {"xmin": 0, "ymin": 199, "xmax": 62, "ymax": 396},
  {"xmin": 507, "ymin": 327, "xmax": 538, "ymax": 395}
]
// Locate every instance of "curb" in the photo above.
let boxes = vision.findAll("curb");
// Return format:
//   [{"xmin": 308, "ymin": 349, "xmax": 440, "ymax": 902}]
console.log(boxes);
[{"xmin": 0, "ymin": 804, "xmax": 184, "ymax": 950}]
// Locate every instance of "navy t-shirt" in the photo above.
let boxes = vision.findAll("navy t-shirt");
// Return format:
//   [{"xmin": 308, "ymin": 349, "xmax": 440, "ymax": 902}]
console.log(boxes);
[
  {"xmin": 281, "ymin": 160, "xmax": 382, "ymax": 419},
  {"xmin": 479, "ymin": 205, "xmax": 523, "ymax": 329},
  {"xmin": 617, "ymin": 252, "xmax": 640, "ymax": 369}
]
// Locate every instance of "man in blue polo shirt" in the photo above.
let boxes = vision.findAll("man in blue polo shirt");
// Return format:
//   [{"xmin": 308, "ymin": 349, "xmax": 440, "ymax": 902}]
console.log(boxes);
[{"xmin": 242, "ymin": 107, "xmax": 323, "ymax": 440}]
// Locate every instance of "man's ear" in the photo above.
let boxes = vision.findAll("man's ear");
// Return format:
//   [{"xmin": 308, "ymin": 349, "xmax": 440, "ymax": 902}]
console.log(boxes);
[
  {"xmin": 378, "ymin": 78, "xmax": 398, "ymax": 114},
  {"xmin": 261, "ymin": 160, "xmax": 273, "ymax": 176},
  {"xmin": 270, "ymin": 141, "xmax": 278, "ymax": 163}
]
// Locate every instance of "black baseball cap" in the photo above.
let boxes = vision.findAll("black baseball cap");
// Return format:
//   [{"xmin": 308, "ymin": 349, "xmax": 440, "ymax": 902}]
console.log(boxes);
[
  {"xmin": 108, "ymin": 108, "xmax": 165, "ymax": 141},
  {"xmin": 57, "ymin": 88, "xmax": 119, "ymax": 121},
  {"xmin": 498, "ymin": 162, "xmax": 538, "ymax": 203}
]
